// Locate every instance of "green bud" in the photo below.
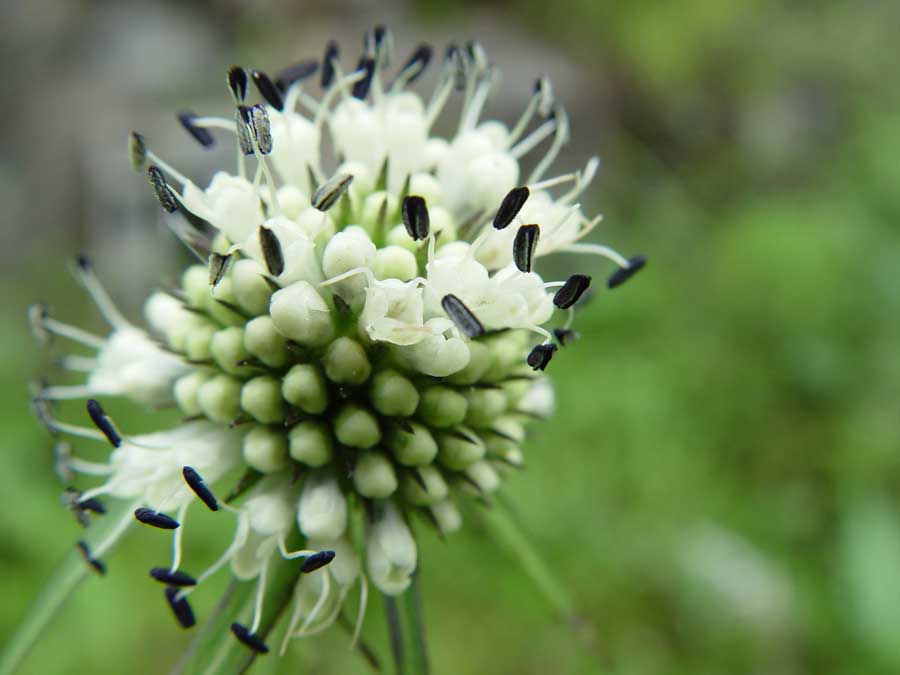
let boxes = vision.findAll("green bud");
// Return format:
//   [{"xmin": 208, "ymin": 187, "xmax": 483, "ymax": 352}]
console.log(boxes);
[
  {"xmin": 334, "ymin": 404, "xmax": 381, "ymax": 448},
  {"xmin": 464, "ymin": 460, "xmax": 500, "ymax": 493},
  {"xmin": 360, "ymin": 191, "xmax": 398, "ymax": 232},
  {"xmin": 210, "ymin": 326, "xmax": 250, "ymax": 374},
  {"xmin": 184, "ymin": 323, "xmax": 217, "ymax": 361},
  {"xmin": 269, "ymin": 281, "xmax": 334, "ymax": 346},
  {"xmin": 373, "ymin": 246, "xmax": 418, "ymax": 281},
  {"xmin": 447, "ymin": 340, "xmax": 491, "ymax": 385},
  {"xmin": 430, "ymin": 499, "xmax": 462, "ymax": 534},
  {"xmin": 389, "ymin": 422, "xmax": 438, "ymax": 466},
  {"xmin": 418, "ymin": 386, "xmax": 468, "ymax": 428},
  {"xmin": 181, "ymin": 265, "xmax": 209, "ymax": 308},
  {"xmin": 353, "ymin": 451, "xmax": 398, "ymax": 498},
  {"xmin": 482, "ymin": 333, "xmax": 528, "ymax": 382},
  {"xmin": 323, "ymin": 337, "xmax": 371, "ymax": 385},
  {"xmin": 385, "ymin": 224, "xmax": 418, "ymax": 253},
  {"xmin": 282, "ymin": 364, "xmax": 328, "ymax": 414},
  {"xmin": 242, "ymin": 425, "xmax": 289, "ymax": 473},
  {"xmin": 437, "ymin": 430, "xmax": 485, "ymax": 470},
  {"xmin": 231, "ymin": 258, "xmax": 272, "ymax": 316},
  {"xmin": 371, "ymin": 370, "xmax": 419, "ymax": 417},
  {"xmin": 197, "ymin": 373, "xmax": 242, "ymax": 423},
  {"xmin": 243, "ymin": 315, "xmax": 288, "ymax": 367},
  {"xmin": 240, "ymin": 376, "xmax": 284, "ymax": 424},
  {"xmin": 402, "ymin": 465, "xmax": 448, "ymax": 506},
  {"xmin": 211, "ymin": 231, "xmax": 231, "ymax": 255},
  {"xmin": 464, "ymin": 388, "xmax": 507, "ymax": 428},
  {"xmin": 207, "ymin": 277, "xmax": 246, "ymax": 327},
  {"xmin": 173, "ymin": 371, "xmax": 209, "ymax": 416},
  {"xmin": 288, "ymin": 420, "xmax": 333, "ymax": 467}
]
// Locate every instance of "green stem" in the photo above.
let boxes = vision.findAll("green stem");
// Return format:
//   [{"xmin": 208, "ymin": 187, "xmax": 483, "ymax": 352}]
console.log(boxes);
[
  {"xmin": 383, "ymin": 571, "xmax": 429, "ymax": 675},
  {"xmin": 0, "ymin": 500, "xmax": 138, "ymax": 675}
]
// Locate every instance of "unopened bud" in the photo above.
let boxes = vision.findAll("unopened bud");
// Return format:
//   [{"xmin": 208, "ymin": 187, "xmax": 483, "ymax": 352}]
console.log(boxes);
[
  {"xmin": 269, "ymin": 281, "xmax": 334, "ymax": 346},
  {"xmin": 242, "ymin": 425, "xmax": 289, "ymax": 473},
  {"xmin": 464, "ymin": 388, "xmax": 507, "ymax": 428},
  {"xmin": 298, "ymin": 471, "xmax": 347, "ymax": 540},
  {"xmin": 197, "ymin": 374, "xmax": 243, "ymax": 423},
  {"xmin": 288, "ymin": 420, "xmax": 333, "ymax": 467},
  {"xmin": 418, "ymin": 386, "xmax": 468, "ymax": 428},
  {"xmin": 389, "ymin": 422, "xmax": 438, "ymax": 466},
  {"xmin": 353, "ymin": 451, "xmax": 398, "ymax": 498},
  {"xmin": 243, "ymin": 316, "xmax": 288, "ymax": 367},
  {"xmin": 282, "ymin": 364, "xmax": 328, "ymax": 414},
  {"xmin": 334, "ymin": 404, "xmax": 381, "ymax": 449},
  {"xmin": 240, "ymin": 376, "xmax": 284, "ymax": 424},
  {"xmin": 373, "ymin": 246, "xmax": 418, "ymax": 281},
  {"xmin": 430, "ymin": 499, "xmax": 462, "ymax": 534},
  {"xmin": 403, "ymin": 465, "xmax": 448, "ymax": 506},
  {"xmin": 231, "ymin": 258, "xmax": 272, "ymax": 316},
  {"xmin": 367, "ymin": 502, "xmax": 416, "ymax": 596},
  {"xmin": 173, "ymin": 371, "xmax": 210, "ymax": 416},
  {"xmin": 371, "ymin": 370, "xmax": 419, "ymax": 417},
  {"xmin": 437, "ymin": 431, "xmax": 485, "ymax": 470},
  {"xmin": 323, "ymin": 337, "xmax": 371, "ymax": 385},
  {"xmin": 210, "ymin": 327, "xmax": 251, "ymax": 375}
]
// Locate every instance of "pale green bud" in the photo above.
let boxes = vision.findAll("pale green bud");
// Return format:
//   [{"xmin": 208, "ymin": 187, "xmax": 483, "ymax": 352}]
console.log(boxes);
[
  {"xmin": 211, "ymin": 231, "xmax": 231, "ymax": 255},
  {"xmin": 371, "ymin": 370, "xmax": 419, "ymax": 417},
  {"xmin": 430, "ymin": 499, "xmax": 462, "ymax": 534},
  {"xmin": 464, "ymin": 460, "xmax": 500, "ymax": 493},
  {"xmin": 242, "ymin": 425, "xmax": 289, "ymax": 473},
  {"xmin": 269, "ymin": 281, "xmax": 334, "ymax": 346},
  {"xmin": 243, "ymin": 315, "xmax": 288, "ymax": 367},
  {"xmin": 173, "ymin": 371, "xmax": 209, "ymax": 416},
  {"xmin": 197, "ymin": 373, "xmax": 242, "ymax": 423},
  {"xmin": 231, "ymin": 258, "xmax": 272, "ymax": 316},
  {"xmin": 334, "ymin": 404, "xmax": 381, "ymax": 448},
  {"xmin": 360, "ymin": 191, "xmax": 398, "ymax": 231},
  {"xmin": 323, "ymin": 337, "xmax": 371, "ymax": 385},
  {"xmin": 464, "ymin": 388, "xmax": 508, "ymax": 428},
  {"xmin": 373, "ymin": 246, "xmax": 418, "ymax": 281},
  {"xmin": 207, "ymin": 277, "xmax": 245, "ymax": 326},
  {"xmin": 409, "ymin": 173, "xmax": 443, "ymax": 206},
  {"xmin": 437, "ymin": 430, "xmax": 485, "ymax": 470},
  {"xmin": 353, "ymin": 451, "xmax": 398, "ymax": 498},
  {"xmin": 288, "ymin": 420, "xmax": 333, "ymax": 467},
  {"xmin": 366, "ymin": 502, "xmax": 416, "ymax": 596},
  {"xmin": 418, "ymin": 386, "xmax": 468, "ymax": 428},
  {"xmin": 240, "ymin": 376, "xmax": 284, "ymax": 424},
  {"xmin": 210, "ymin": 326, "xmax": 250, "ymax": 374},
  {"xmin": 184, "ymin": 323, "xmax": 217, "ymax": 361},
  {"xmin": 389, "ymin": 422, "xmax": 438, "ymax": 466},
  {"xmin": 428, "ymin": 205, "xmax": 457, "ymax": 241},
  {"xmin": 282, "ymin": 364, "xmax": 328, "ymax": 414},
  {"xmin": 298, "ymin": 470, "xmax": 347, "ymax": 540},
  {"xmin": 482, "ymin": 333, "xmax": 528, "ymax": 382},
  {"xmin": 402, "ymin": 465, "xmax": 448, "ymax": 506},
  {"xmin": 181, "ymin": 264, "xmax": 209, "ymax": 308},
  {"xmin": 385, "ymin": 224, "xmax": 418, "ymax": 253},
  {"xmin": 447, "ymin": 340, "xmax": 491, "ymax": 385}
]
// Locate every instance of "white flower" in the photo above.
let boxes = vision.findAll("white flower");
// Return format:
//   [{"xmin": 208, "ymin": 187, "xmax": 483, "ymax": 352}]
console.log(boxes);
[{"xmin": 366, "ymin": 502, "xmax": 417, "ymax": 596}]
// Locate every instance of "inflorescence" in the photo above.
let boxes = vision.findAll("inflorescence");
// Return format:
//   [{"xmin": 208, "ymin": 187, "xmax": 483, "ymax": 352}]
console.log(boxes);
[{"xmin": 29, "ymin": 28, "xmax": 644, "ymax": 656}]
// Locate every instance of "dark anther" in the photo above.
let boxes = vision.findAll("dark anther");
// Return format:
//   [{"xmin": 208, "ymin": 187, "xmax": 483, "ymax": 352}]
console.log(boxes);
[
  {"xmin": 208, "ymin": 253, "xmax": 231, "ymax": 288},
  {"xmin": 258, "ymin": 226, "xmax": 284, "ymax": 277},
  {"xmin": 182, "ymin": 466, "xmax": 219, "ymax": 512},
  {"xmin": 76, "ymin": 254, "xmax": 91, "ymax": 271},
  {"xmin": 553, "ymin": 274, "xmax": 592, "ymax": 309},
  {"xmin": 147, "ymin": 166, "xmax": 178, "ymax": 214},
  {"xmin": 134, "ymin": 507, "xmax": 180, "ymax": 530},
  {"xmin": 351, "ymin": 57, "xmax": 376, "ymax": 99},
  {"xmin": 401, "ymin": 195, "xmax": 430, "ymax": 241},
  {"xmin": 397, "ymin": 43, "xmax": 432, "ymax": 83},
  {"xmin": 321, "ymin": 40, "xmax": 340, "ymax": 88},
  {"xmin": 533, "ymin": 75, "xmax": 554, "ymax": 118},
  {"xmin": 251, "ymin": 70, "xmax": 284, "ymax": 111},
  {"xmin": 527, "ymin": 343, "xmax": 557, "ymax": 371},
  {"xmin": 63, "ymin": 488, "xmax": 89, "ymax": 527},
  {"xmin": 607, "ymin": 255, "xmax": 647, "ymax": 289},
  {"xmin": 445, "ymin": 43, "xmax": 467, "ymax": 90},
  {"xmin": 77, "ymin": 540, "xmax": 106, "ymax": 575},
  {"xmin": 177, "ymin": 111, "xmax": 215, "ymax": 148},
  {"xmin": 129, "ymin": 132, "xmax": 147, "ymax": 171},
  {"xmin": 275, "ymin": 60, "xmax": 319, "ymax": 92},
  {"xmin": 86, "ymin": 399, "xmax": 121, "ymax": 448},
  {"xmin": 164, "ymin": 587, "xmax": 196, "ymax": 628},
  {"xmin": 553, "ymin": 328, "xmax": 580, "ymax": 346},
  {"xmin": 80, "ymin": 496, "xmax": 107, "ymax": 515},
  {"xmin": 231, "ymin": 622, "xmax": 269, "ymax": 654},
  {"xmin": 150, "ymin": 567, "xmax": 197, "ymax": 587},
  {"xmin": 513, "ymin": 224, "xmax": 540, "ymax": 273},
  {"xmin": 493, "ymin": 186, "xmax": 530, "ymax": 230},
  {"xmin": 441, "ymin": 294, "xmax": 485, "ymax": 339},
  {"xmin": 302, "ymin": 550, "xmax": 336, "ymax": 573},
  {"xmin": 250, "ymin": 104, "xmax": 273, "ymax": 154},
  {"xmin": 235, "ymin": 106, "xmax": 254, "ymax": 156},
  {"xmin": 227, "ymin": 66, "xmax": 248, "ymax": 101},
  {"xmin": 311, "ymin": 173, "xmax": 353, "ymax": 212}
]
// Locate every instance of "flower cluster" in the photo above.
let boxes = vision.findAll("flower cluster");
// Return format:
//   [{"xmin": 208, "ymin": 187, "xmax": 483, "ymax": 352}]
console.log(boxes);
[{"xmin": 30, "ymin": 29, "xmax": 644, "ymax": 656}]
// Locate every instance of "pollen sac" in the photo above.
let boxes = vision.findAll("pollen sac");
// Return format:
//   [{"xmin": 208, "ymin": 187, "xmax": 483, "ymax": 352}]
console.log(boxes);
[
  {"xmin": 231, "ymin": 622, "xmax": 269, "ymax": 654},
  {"xmin": 251, "ymin": 69, "xmax": 284, "ymax": 111},
  {"xmin": 397, "ymin": 43, "xmax": 432, "ymax": 84},
  {"xmin": 76, "ymin": 540, "xmax": 106, "ymax": 576},
  {"xmin": 275, "ymin": 60, "xmax": 319, "ymax": 91},
  {"xmin": 235, "ymin": 106, "xmax": 254, "ymax": 155},
  {"xmin": 513, "ymin": 224, "xmax": 540, "ymax": 273},
  {"xmin": 445, "ymin": 43, "xmax": 467, "ymax": 90},
  {"xmin": 128, "ymin": 131, "xmax": 147, "ymax": 171},
  {"xmin": 301, "ymin": 549, "xmax": 336, "ymax": 573},
  {"xmin": 208, "ymin": 253, "xmax": 231, "ymax": 288},
  {"xmin": 258, "ymin": 226, "xmax": 284, "ymax": 276},
  {"xmin": 534, "ymin": 75, "xmax": 554, "ymax": 118},
  {"xmin": 493, "ymin": 186, "xmax": 529, "ymax": 230},
  {"xmin": 164, "ymin": 587, "xmax": 196, "ymax": 628},
  {"xmin": 553, "ymin": 274, "xmax": 592, "ymax": 309},
  {"xmin": 150, "ymin": 567, "xmax": 197, "ymax": 587},
  {"xmin": 351, "ymin": 56, "xmax": 376, "ymax": 100},
  {"xmin": 177, "ymin": 111, "xmax": 215, "ymax": 148},
  {"xmin": 249, "ymin": 104, "xmax": 273, "ymax": 154},
  {"xmin": 147, "ymin": 166, "xmax": 178, "ymax": 213},
  {"xmin": 527, "ymin": 343, "xmax": 557, "ymax": 371},
  {"xmin": 182, "ymin": 466, "xmax": 219, "ymax": 511},
  {"xmin": 607, "ymin": 255, "xmax": 647, "ymax": 289},
  {"xmin": 401, "ymin": 195, "xmax": 430, "ymax": 241},
  {"xmin": 441, "ymin": 294, "xmax": 485, "ymax": 338},
  {"xmin": 227, "ymin": 65, "xmax": 248, "ymax": 102},
  {"xmin": 86, "ymin": 399, "xmax": 122, "ymax": 448},
  {"xmin": 321, "ymin": 40, "xmax": 340, "ymax": 88},
  {"xmin": 312, "ymin": 173, "xmax": 353, "ymax": 212},
  {"xmin": 134, "ymin": 507, "xmax": 180, "ymax": 530}
]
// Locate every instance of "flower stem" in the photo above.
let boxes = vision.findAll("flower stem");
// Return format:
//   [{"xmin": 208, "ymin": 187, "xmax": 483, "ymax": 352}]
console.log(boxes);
[{"xmin": 383, "ymin": 570, "xmax": 429, "ymax": 675}]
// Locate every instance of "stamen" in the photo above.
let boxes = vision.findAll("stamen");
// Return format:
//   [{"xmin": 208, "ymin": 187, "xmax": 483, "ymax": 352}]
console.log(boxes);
[
  {"xmin": 251, "ymin": 70, "xmax": 284, "ymax": 111},
  {"xmin": 60, "ymin": 355, "xmax": 97, "ymax": 372},
  {"xmin": 321, "ymin": 40, "xmax": 340, "ymax": 88},
  {"xmin": 73, "ymin": 255, "xmax": 129, "ymax": 328},
  {"xmin": 55, "ymin": 443, "xmax": 74, "ymax": 483},
  {"xmin": 40, "ymin": 384, "xmax": 92, "ymax": 401},
  {"xmin": 250, "ymin": 104, "xmax": 274, "ymax": 154},
  {"xmin": 510, "ymin": 117, "xmax": 555, "ymax": 159},
  {"xmin": 236, "ymin": 106, "xmax": 255, "ymax": 156},
  {"xmin": 534, "ymin": 75, "xmax": 555, "ymax": 118},
  {"xmin": 227, "ymin": 65, "xmax": 248, "ymax": 102},
  {"xmin": 441, "ymin": 294, "xmax": 485, "ymax": 339},
  {"xmin": 513, "ymin": 224, "xmax": 540, "ymax": 273},
  {"xmin": 301, "ymin": 550, "xmax": 336, "ymax": 573},
  {"xmin": 177, "ymin": 111, "xmax": 215, "ymax": 148},
  {"xmin": 182, "ymin": 466, "xmax": 219, "ymax": 512},
  {"xmin": 607, "ymin": 255, "xmax": 647, "ymax": 289},
  {"xmin": 319, "ymin": 266, "xmax": 376, "ymax": 289},
  {"xmin": 231, "ymin": 622, "xmax": 269, "ymax": 654},
  {"xmin": 559, "ymin": 156, "xmax": 600, "ymax": 204},
  {"xmin": 150, "ymin": 568, "xmax": 197, "ymax": 587},
  {"xmin": 391, "ymin": 43, "xmax": 432, "ymax": 89},
  {"xmin": 63, "ymin": 488, "xmax": 89, "ymax": 527},
  {"xmin": 444, "ymin": 43, "xmax": 467, "ymax": 91},
  {"xmin": 553, "ymin": 274, "xmax": 591, "ymax": 309},
  {"xmin": 164, "ymin": 587, "xmax": 196, "ymax": 628},
  {"xmin": 33, "ymin": 311, "xmax": 105, "ymax": 349},
  {"xmin": 147, "ymin": 166, "xmax": 178, "ymax": 213},
  {"xmin": 311, "ymin": 173, "xmax": 353, "ymax": 212},
  {"xmin": 554, "ymin": 328, "xmax": 579, "ymax": 346},
  {"xmin": 528, "ymin": 105, "xmax": 570, "ymax": 184},
  {"xmin": 258, "ymin": 226, "xmax": 284, "ymax": 277},
  {"xmin": 86, "ymin": 399, "xmax": 122, "ymax": 448},
  {"xmin": 76, "ymin": 540, "xmax": 106, "ymax": 576},
  {"xmin": 527, "ymin": 343, "xmax": 557, "ymax": 371},
  {"xmin": 208, "ymin": 252, "xmax": 232, "ymax": 288},
  {"xmin": 401, "ymin": 195, "xmax": 430, "ymax": 241},
  {"xmin": 275, "ymin": 60, "xmax": 319, "ymax": 92},
  {"xmin": 170, "ymin": 502, "xmax": 189, "ymax": 572},
  {"xmin": 128, "ymin": 132, "xmax": 147, "ymax": 171},
  {"xmin": 295, "ymin": 572, "xmax": 332, "ymax": 637},
  {"xmin": 492, "ymin": 187, "xmax": 530, "ymax": 230},
  {"xmin": 351, "ymin": 57, "xmax": 376, "ymax": 99},
  {"xmin": 134, "ymin": 507, "xmax": 180, "ymax": 530}
]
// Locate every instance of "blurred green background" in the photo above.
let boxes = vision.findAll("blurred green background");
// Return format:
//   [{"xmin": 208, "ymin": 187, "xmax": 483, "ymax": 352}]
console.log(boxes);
[{"xmin": 3, "ymin": 0, "xmax": 900, "ymax": 673}]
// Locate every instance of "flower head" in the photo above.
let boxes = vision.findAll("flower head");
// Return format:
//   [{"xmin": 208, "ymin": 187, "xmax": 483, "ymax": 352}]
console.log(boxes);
[{"xmin": 31, "ymin": 29, "xmax": 644, "ymax": 656}]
